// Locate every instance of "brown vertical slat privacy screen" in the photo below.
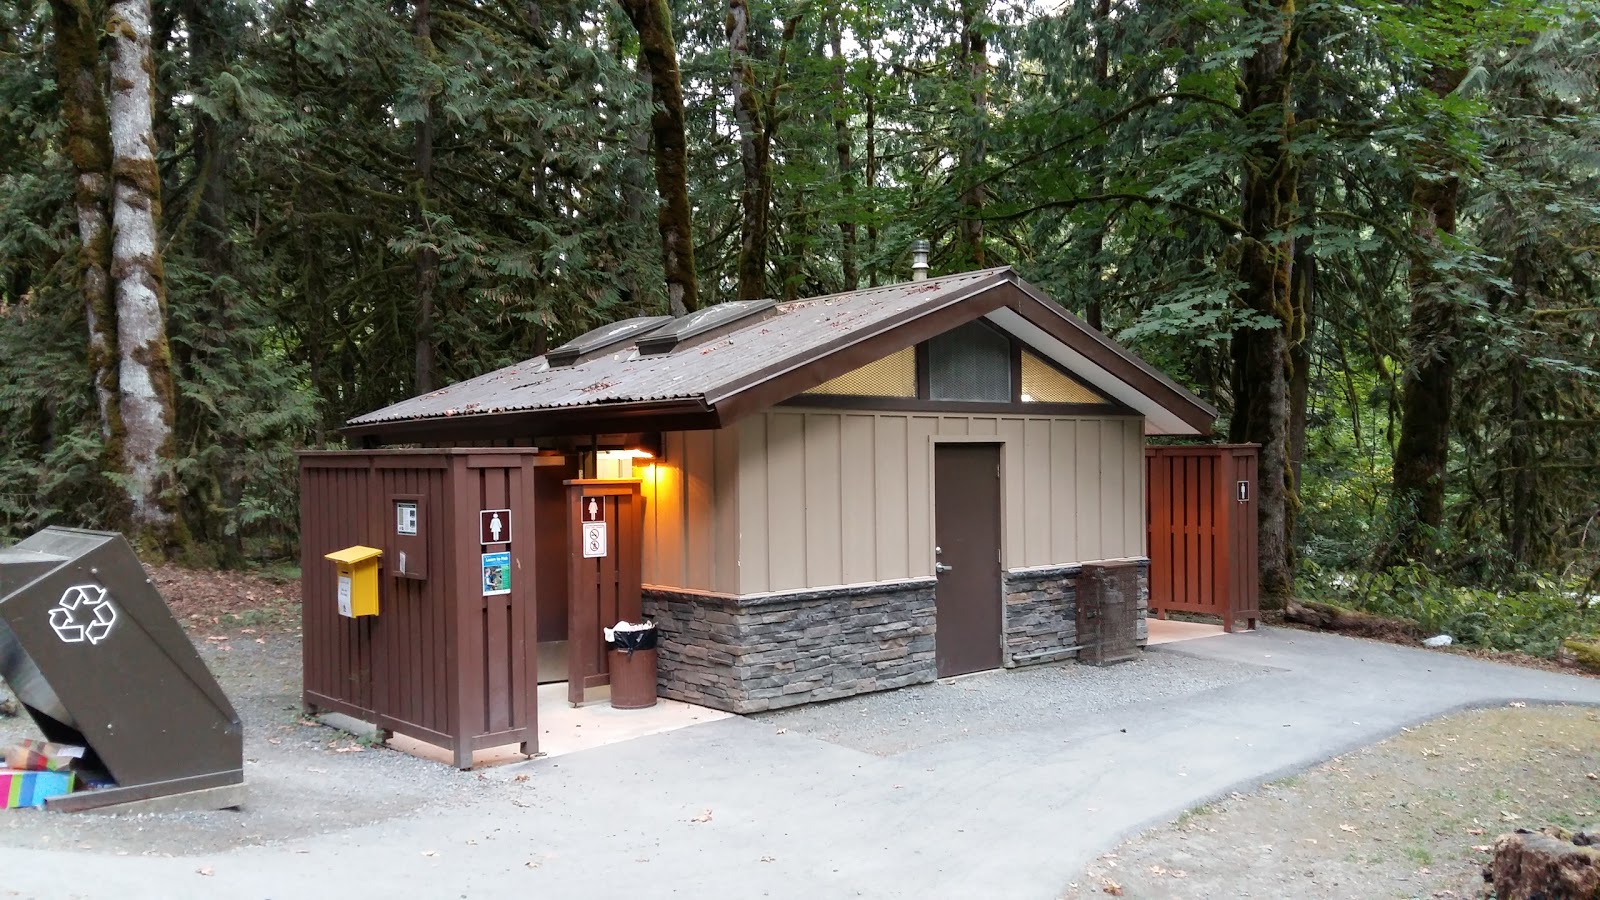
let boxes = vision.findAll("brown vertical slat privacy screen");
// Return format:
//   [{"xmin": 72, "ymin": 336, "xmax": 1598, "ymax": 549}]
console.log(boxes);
[
  {"xmin": 1144, "ymin": 445, "xmax": 1261, "ymax": 633},
  {"xmin": 564, "ymin": 480, "xmax": 644, "ymax": 706},
  {"xmin": 299, "ymin": 449, "xmax": 549, "ymax": 768}
]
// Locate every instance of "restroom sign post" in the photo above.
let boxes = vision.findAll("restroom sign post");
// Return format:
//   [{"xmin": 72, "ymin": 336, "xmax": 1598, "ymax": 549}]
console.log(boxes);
[{"xmin": 480, "ymin": 509, "xmax": 512, "ymax": 545}]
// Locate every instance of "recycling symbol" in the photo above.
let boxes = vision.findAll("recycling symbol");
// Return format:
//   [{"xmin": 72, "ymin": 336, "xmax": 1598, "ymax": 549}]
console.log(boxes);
[{"xmin": 49, "ymin": 584, "xmax": 118, "ymax": 645}]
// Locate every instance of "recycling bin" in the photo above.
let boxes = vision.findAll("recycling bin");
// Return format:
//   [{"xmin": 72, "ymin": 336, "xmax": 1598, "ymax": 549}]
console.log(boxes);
[{"xmin": 0, "ymin": 527, "xmax": 243, "ymax": 811}]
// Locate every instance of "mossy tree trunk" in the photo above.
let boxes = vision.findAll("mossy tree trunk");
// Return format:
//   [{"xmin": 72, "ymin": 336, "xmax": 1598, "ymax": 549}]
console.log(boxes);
[
  {"xmin": 727, "ymin": 2, "xmax": 800, "ymax": 301},
  {"xmin": 412, "ymin": 0, "xmax": 439, "ymax": 392},
  {"xmin": 50, "ymin": 0, "xmax": 119, "ymax": 451},
  {"xmin": 727, "ymin": 0, "xmax": 767, "ymax": 301},
  {"xmin": 182, "ymin": 0, "xmax": 246, "ymax": 565},
  {"xmin": 621, "ymin": 0, "xmax": 698, "ymax": 315},
  {"xmin": 1386, "ymin": 58, "xmax": 1467, "ymax": 568},
  {"xmin": 1287, "ymin": 24, "xmax": 1321, "ymax": 492},
  {"xmin": 1227, "ymin": 0, "xmax": 1298, "ymax": 609},
  {"xmin": 863, "ymin": 19, "xmax": 879, "ymax": 287},
  {"xmin": 957, "ymin": 0, "xmax": 988, "ymax": 268},
  {"xmin": 1081, "ymin": 0, "xmax": 1114, "ymax": 331},
  {"xmin": 829, "ymin": 11, "xmax": 857, "ymax": 290},
  {"xmin": 107, "ymin": 0, "xmax": 185, "ymax": 551}
]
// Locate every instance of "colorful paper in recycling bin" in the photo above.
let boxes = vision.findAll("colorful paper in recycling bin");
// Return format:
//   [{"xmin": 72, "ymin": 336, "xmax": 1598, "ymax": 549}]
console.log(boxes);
[
  {"xmin": 4, "ymin": 740, "xmax": 84, "ymax": 772},
  {"xmin": 0, "ymin": 769, "xmax": 76, "ymax": 808}
]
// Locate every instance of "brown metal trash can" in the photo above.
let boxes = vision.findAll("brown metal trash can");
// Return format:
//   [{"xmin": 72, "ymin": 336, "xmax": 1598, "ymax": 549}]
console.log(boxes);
[{"xmin": 608, "ymin": 649, "xmax": 658, "ymax": 709}]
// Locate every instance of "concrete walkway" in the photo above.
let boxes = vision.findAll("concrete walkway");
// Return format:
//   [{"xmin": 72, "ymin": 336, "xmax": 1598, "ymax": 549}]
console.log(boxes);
[
  {"xmin": 1146, "ymin": 617, "xmax": 1227, "ymax": 644},
  {"xmin": 5, "ymin": 628, "xmax": 1599, "ymax": 900}
]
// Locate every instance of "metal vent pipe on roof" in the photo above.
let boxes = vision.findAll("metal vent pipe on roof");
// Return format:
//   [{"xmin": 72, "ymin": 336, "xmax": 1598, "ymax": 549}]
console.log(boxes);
[{"xmin": 911, "ymin": 239, "xmax": 930, "ymax": 281}]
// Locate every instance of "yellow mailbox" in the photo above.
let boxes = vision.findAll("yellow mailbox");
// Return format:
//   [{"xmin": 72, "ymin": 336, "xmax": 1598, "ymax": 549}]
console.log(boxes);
[{"xmin": 325, "ymin": 546, "xmax": 382, "ymax": 617}]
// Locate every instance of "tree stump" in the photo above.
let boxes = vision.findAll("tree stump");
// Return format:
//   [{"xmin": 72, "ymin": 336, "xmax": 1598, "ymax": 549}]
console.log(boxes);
[{"xmin": 1485, "ymin": 829, "xmax": 1600, "ymax": 900}]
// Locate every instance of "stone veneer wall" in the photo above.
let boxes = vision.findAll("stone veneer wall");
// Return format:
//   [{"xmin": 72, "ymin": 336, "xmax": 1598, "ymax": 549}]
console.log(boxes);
[
  {"xmin": 1003, "ymin": 561, "xmax": 1149, "ymax": 667},
  {"xmin": 644, "ymin": 560, "xmax": 1148, "ymax": 712},
  {"xmin": 642, "ymin": 579, "xmax": 937, "ymax": 714}
]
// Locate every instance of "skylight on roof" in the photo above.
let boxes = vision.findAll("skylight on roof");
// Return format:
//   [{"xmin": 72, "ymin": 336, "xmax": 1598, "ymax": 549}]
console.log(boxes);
[
  {"xmin": 636, "ymin": 299, "xmax": 777, "ymax": 355},
  {"xmin": 547, "ymin": 316, "xmax": 673, "ymax": 367}
]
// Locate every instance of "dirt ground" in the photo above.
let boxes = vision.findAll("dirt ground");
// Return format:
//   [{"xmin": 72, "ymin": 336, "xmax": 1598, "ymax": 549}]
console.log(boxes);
[
  {"xmin": 1061, "ymin": 705, "xmax": 1600, "ymax": 900},
  {"xmin": 0, "ymin": 565, "xmax": 535, "ymax": 855}
]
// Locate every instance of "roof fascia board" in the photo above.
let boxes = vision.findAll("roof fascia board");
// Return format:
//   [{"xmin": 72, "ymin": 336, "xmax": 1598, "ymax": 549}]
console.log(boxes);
[
  {"xmin": 1000, "ymin": 278, "xmax": 1218, "ymax": 435},
  {"xmin": 988, "ymin": 310, "xmax": 1192, "ymax": 435},
  {"xmin": 341, "ymin": 398, "xmax": 719, "ymax": 446}
]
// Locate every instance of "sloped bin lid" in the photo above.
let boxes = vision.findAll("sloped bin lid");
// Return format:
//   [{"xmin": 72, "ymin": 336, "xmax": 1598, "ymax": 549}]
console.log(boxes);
[{"xmin": 0, "ymin": 528, "xmax": 243, "ymax": 811}]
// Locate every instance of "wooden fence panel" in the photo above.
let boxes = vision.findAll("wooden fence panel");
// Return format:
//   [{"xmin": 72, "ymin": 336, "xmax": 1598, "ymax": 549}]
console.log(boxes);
[
  {"xmin": 1145, "ymin": 445, "xmax": 1260, "ymax": 632},
  {"xmin": 299, "ymin": 449, "xmax": 543, "ymax": 769},
  {"xmin": 566, "ymin": 480, "xmax": 644, "ymax": 706}
]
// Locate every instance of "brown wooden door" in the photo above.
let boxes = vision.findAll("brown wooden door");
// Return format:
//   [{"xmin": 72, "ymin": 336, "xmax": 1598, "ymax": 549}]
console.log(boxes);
[{"xmin": 934, "ymin": 444, "xmax": 1004, "ymax": 677}]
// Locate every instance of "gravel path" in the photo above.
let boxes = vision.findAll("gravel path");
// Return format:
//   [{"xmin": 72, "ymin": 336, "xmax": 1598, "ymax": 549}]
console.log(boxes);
[
  {"xmin": 755, "ymin": 646, "xmax": 1272, "ymax": 756},
  {"xmin": 0, "ymin": 631, "xmax": 499, "ymax": 855}
]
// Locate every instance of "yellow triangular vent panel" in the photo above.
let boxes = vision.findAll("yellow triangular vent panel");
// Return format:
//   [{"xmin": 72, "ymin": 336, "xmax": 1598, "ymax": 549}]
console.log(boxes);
[
  {"xmin": 1021, "ymin": 351, "xmax": 1109, "ymax": 404},
  {"xmin": 804, "ymin": 347, "xmax": 916, "ymax": 397}
]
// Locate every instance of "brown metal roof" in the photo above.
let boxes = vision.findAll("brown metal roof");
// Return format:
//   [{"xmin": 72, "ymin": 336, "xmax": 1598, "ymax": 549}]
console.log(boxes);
[{"xmin": 346, "ymin": 267, "xmax": 1218, "ymax": 441}]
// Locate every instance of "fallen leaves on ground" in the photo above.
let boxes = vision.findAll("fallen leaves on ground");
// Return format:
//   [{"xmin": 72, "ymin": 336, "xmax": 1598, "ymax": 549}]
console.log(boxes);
[
  {"xmin": 1061, "ymin": 707, "xmax": 1600, "ymax": 900},
  {"xmin": 147, "ymin": 564, "xmax": 301, "ymax": 635}
]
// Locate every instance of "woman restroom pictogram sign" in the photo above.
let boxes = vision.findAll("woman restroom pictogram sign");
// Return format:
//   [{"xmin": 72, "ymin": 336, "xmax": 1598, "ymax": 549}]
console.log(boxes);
[
  {"xmin": 479, "ymin": 509, "xmax": 511, "ymax": 545},
  {"xmin": 580, "ymin": 496, "xmax": 607, "ymax": 557}
]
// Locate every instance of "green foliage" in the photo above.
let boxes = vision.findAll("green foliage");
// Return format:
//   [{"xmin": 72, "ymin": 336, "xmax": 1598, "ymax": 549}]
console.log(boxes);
[
  {"xmin": 1304, "ymin": 562, "xmax": 1599, "ymax": 656},
  {"xmin": 0, "ymin": 3, "xmax": 113, "ymax": 542},
  {"xmin": 0, "ymin": 0, "xmax": 1596, "ymax": 599}
]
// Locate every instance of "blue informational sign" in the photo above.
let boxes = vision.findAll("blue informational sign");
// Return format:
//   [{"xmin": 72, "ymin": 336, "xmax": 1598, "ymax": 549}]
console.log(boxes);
[{"xmin": 481, "ymin": 551, "xmax": 511, "ymax": 596}]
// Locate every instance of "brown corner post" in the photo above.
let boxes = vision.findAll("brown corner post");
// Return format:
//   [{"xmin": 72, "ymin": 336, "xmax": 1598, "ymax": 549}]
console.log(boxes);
[
  {"xmin": 565, "ymin": 479, "xmax": 644, "ymax": 706},
  {"xmin": 512, "ymin": 454, "xmax": 541, "ymax": 757},
  {"xmin": 447, "ymin": 454, "xmax": 482, "ymax": 769},
  {"xmin": 1212, "ymin": 449, "xmax": 1235, "ymax": 633}
]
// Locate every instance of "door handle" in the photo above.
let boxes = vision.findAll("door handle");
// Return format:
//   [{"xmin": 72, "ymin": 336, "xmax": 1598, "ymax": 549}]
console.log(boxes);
[{"xmin": 935, "ymin": 562, "xmax": 954, "ymax": 574}]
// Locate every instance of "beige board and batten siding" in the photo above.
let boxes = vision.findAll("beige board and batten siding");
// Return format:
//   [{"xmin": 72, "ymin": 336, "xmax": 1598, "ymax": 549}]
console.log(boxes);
[
  {"xmin": 735, "ymin": 408, "xmax": 1147, "ymax": 595},
  {"xmin": 637, "ymin": 428, "xmax": 742, "ymax": 596}
]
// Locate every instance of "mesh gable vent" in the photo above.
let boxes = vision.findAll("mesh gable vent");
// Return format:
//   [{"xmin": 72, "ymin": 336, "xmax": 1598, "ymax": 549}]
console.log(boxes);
[
  {"xmin": 1021, "ymin": 351, "xmax": 1109, "ymax": 404},
  {"xmin": 928, "ymin": 322, "xmax": 1011, "ymax": 402},
  {"xmin": 804, "ymin": 347, "xmax": 916, "ymax": 397}
]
